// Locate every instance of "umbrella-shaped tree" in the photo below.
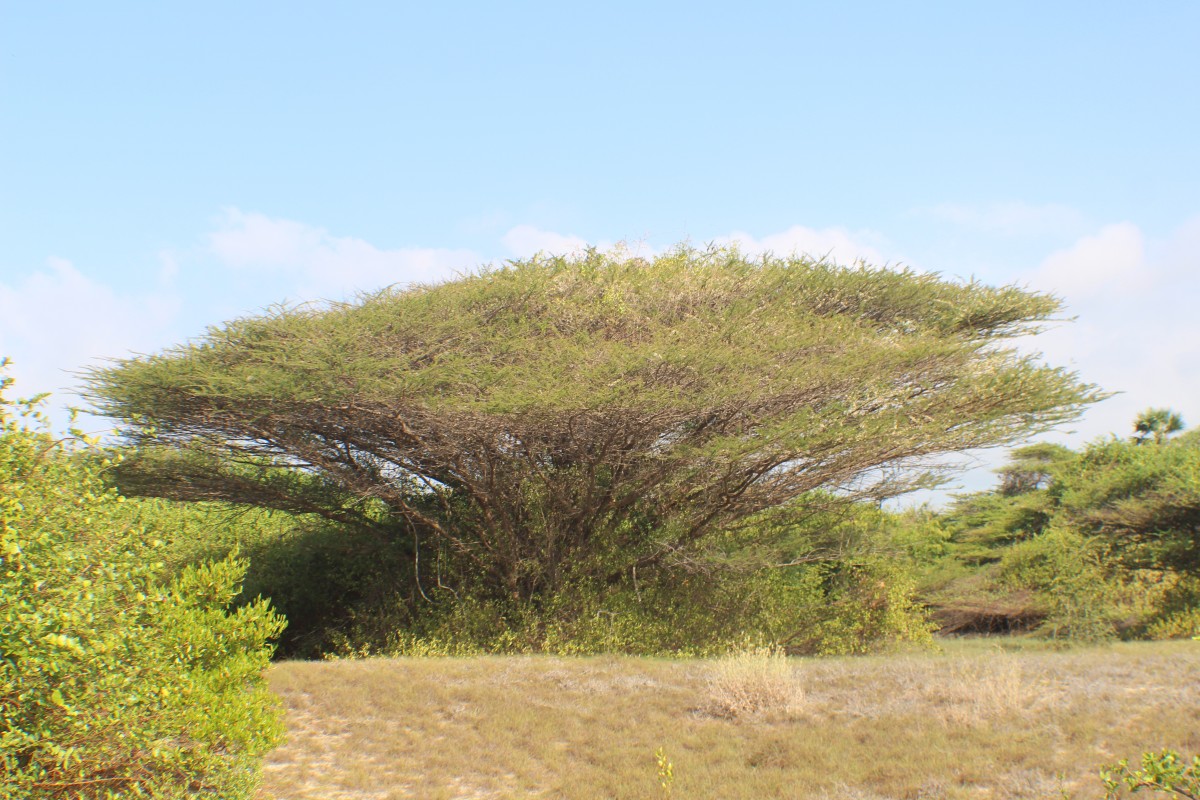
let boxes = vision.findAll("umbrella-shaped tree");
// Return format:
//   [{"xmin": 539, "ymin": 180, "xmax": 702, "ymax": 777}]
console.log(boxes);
[{"xmin": 86, "ymin": 246, "xmax": 1102, "ymax": 600}]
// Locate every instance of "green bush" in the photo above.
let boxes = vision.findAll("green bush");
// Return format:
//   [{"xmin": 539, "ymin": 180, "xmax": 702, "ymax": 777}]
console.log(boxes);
[
  {"xmin": 1054, "ymin": 435, "xmax": 1200, "ymax": 577},
  {"xmin": 318, "ymin": 545, "xmax": 934, "ymax": 659},
  {"xmin": 0, "ymin": 379, "xmax": 285, "ymax": 799},
  {"xmin": 280, "ymin": 494, "xmax": 938, "ymax": 658},
  {"xmin": 789, "ymin": 561, "xmax": 935, "ymax": 655},
  {"xmin": 997, "ymin": 528, "xmax": 1119, "ymax": 642},
  {"xmin": 1143, "ymin": 577, "xmax": 1200, "ymax": 640},
  {"xmin": 1102, "ymin": 750, "xmax": 1200, "ymax": 799},
  {"xmin": 92, "ymin": 464, "xmax": 937, "ymax": 661},
  {"xmin": 331, "ymin": 571, "xmax": 792, "ymax": 658},
  {"xmin": 116, "ymin": 498, "xmax": 408, "ymax": 659}
]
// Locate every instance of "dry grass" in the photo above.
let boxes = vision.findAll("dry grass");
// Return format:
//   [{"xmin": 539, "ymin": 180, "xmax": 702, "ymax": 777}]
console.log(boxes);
[
  {"xmin": 258, "ymin": 640, "xmax": 1200, "ymax": 800},
  {"xmin": 703, "ymin": 646, "xmax": 804, "ymax": 719}
]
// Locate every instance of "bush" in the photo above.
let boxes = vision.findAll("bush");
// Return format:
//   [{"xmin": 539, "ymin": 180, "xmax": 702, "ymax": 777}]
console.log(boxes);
[
  {"xmin": 316, "ymin": 549, "xmax": 934, "ymax": 659},
  {"xmin": 1144, "ymin": 577, "xmax": 1200, "ymax": 640},
  {"xmin": 277, "ymin": 496, "xmax": 939, "ymax": 659},
  {"xmin": 997, "ymin": 528, "xmax": 1119, "ymax": 642},
  {"xmin": 337, "ymin": 572, "xmax": 797, "ymax": 657},
  {"xmin": 773, "ymin": 559, "xmax": 936, "ymax": 656},
  {"xmin": 704, "ymin": 646, "xmax": 804, "ymax": 718},
  {"xmin": 1102, "ymin": 750, "xmax": 1200, "ymax": 799},
  {"xmin": 0, "ymin": 378, "xmax": 285, "ymax": 799},
  {"xmin": 122, "ymin": 500, "xmax": 411, "ymax": 659}
]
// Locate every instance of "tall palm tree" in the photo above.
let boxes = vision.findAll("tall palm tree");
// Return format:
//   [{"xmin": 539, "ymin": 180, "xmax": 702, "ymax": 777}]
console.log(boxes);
[{"xmin": 1133, "ymin": 407, "xmax": 1185, "ymax": 444}]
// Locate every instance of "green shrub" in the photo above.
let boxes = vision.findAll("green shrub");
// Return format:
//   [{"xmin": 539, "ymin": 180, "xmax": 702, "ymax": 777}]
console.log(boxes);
[
  {"xmin": 0, "ymin": 378, "xmax": 285, "ymax": 799},
  {"xmin": 119, "ymin": 499, "xmax": 409, "ymax": 659},
  {"xmin": 997, "ymin": 528, "xmax": 1119, "ymax": 642},
  {"xmin": 1102, "ymin": 750, "xmax": 1200, "ymax": 799},
  {"xmin": 341, "ymin": 572, "xmax": 791, "ymax": 657},
  {"xmin": 778, "ymin": 559, "xmax": 936, "ymax": 655},
  {"xmin": 95, "ymin": 461, "xmax": 937, "ymax": 661},
  {"xmin": 1144, "ymin": 577, "xmax": 1200, "ymax": 640},
  {"xmin": 320, "ymin": 549, "xmax": 934, "ymax": 659}
]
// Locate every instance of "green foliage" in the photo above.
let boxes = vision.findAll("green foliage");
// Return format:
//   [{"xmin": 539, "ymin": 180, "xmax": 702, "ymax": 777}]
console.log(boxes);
[
  {"xmin": 0, "ymin": 374, "xmax": 284, "ymax": 799},
  {"xmin": 312, "ymin": 499, "xmax": 936, "ymax": 658},
  {"xmin": 330, "ymin": 571, "xmax": 784, "ymax": 657},
  {"xmin": 327, "ymin": 564, "xmax": 932, "ymax": 659},
  {"xmin": 1102, "ymin": 751, "xmax": 1200, "ymax": 799},
  {"xmin": 1053, "ymin": 433, "xmax": 1200, "ymax": 577},
  {"xmin": 107, "ymin": 487, "xmax": 937, "ymax": 659},
  {"xmin": 929, "ymin": 410, "xmax": 1200, "ymax": 642},
  {"xmin": 772, "ymin": 504, "xmax": 940, "ymax": 654},
  {"xmin": 996, "ymin": 442, "xmax": 1076, "ymax": 497},
  {"xmin": 1133, "ymin": 408, "xmax": 1186, "ymax": 445},
  {"xmin": 941, "ymin": 444, "xmax": 1077, "ymax": 556},
  {"xmin": 122, "ymin": 500, "xmax": 413, "ymax": 659},
  {"xmin": 1143, "ymin": 577, "xmax": 1200, "ymax": 640},
  {"xmin": 780, "ymin": 559, "xmax": 936, "ymax": 655},
  {"xmin": 87, "ymin": 246, "xmax": 1101, "ymax": 602},
  {"xmin": 996, "ymin": 528, "xmax": 1118, "ymax": 642}
]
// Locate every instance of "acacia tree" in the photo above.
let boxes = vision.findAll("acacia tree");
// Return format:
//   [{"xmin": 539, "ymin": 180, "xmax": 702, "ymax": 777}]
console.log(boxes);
[
  {"xmin": 86, "ymin": 247, "xmax": 1101, "ymax": 600},
  {"xmin": 995, "ymin": 442, "xmax": 1076, "ymax": 497}
]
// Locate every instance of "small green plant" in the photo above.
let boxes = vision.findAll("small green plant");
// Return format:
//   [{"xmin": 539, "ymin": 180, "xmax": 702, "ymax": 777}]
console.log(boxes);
[
  {"xmin": 1102, "ymin": 750, "xmax": 1200, "ymax": 799},
  {"xmin": 654, "ymin": 747, "xmax": 675, "ymax": 798}
]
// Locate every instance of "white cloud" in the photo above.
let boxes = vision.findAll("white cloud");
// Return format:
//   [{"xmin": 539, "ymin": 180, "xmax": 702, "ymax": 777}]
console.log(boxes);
[
  {"xmin": 209, "ymin": 208, "xmax": 479, "ymax": 301},
  {"xmin": 1031, "ymin": 222, "xmax": 1147, "ymax": 298},
  {"xmin": 924, "ymin": 202, "xmax": 1087, "ymax": 236},
  {"xmin": 1018, "ymin": 217, "xmax": 1200, "ymax": 447},
  {"xmin": 714, "ymin": 225, "xmax": 890, "ymax": 267},
  {"xmin": 501, "ymin": 225, "xmax": 592, "ymax": 258},
  {"xmin": 0, "ymin": 257, "xmax": 180, "ymax": 421},
  {"xmin": 209, "ymin": 210, "xmax": 323, "ymax": 267},
  {"xmin": 1159, "ymin": 212, "xmax": 1200, "ymax": 280}
]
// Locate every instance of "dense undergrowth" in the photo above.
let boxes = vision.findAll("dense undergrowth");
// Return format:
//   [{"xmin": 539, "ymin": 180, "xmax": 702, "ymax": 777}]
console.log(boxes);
[
  {"xmin": 139, "ymin": 496, "xmax": 936, "ymax": 659},
  {"xmin": 0, "ymin": 377, "xmax": 284, "ymax": 800}
]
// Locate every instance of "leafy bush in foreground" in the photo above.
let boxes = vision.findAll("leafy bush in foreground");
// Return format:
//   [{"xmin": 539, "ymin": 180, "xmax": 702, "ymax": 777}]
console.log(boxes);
[
  {"xmin": 0, "ymin": 377, "xmax": 285, "ymax": 799},
  {"xmin": 1103, "ymin": 750, "xmax": 1200, "ymax": 799}
]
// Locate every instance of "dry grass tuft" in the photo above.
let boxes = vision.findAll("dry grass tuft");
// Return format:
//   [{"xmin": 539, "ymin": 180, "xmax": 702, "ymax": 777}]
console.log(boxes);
[
  {"xmin": 703, "ymin": 646, "xmax": 804, "ymax": 719},
  {"xmin": 936, "ymin": 655, "xmax": 1042, "ymax": 725}
]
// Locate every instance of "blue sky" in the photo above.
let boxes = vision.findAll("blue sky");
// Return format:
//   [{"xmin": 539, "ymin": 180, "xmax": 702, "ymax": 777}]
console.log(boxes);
[{"xmin": 2, "ymin": 2, "xmax": 1198, "ymax": 501}]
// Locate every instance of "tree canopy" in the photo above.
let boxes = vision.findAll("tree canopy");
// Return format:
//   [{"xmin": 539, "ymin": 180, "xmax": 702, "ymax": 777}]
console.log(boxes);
[{"xmin": 86, "ymin": 246, "xmax": 1102, "ymax": 599}]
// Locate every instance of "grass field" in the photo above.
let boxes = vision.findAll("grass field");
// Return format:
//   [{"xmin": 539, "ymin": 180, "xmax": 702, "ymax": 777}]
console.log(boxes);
[{"xmin": 258, "ymin": 640, "xmax": 1199, "ymax": 800}]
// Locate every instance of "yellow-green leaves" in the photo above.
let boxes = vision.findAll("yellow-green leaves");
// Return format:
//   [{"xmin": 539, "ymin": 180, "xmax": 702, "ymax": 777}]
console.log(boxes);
[
  {"xmin": 81, "ymin": 246, "xmax": 1101, "ymax": 605},
  {"xmin": 0, "ymin": 381, "xmax": 286, "ymax": 800}
]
